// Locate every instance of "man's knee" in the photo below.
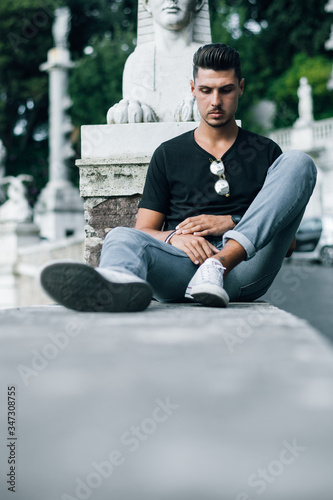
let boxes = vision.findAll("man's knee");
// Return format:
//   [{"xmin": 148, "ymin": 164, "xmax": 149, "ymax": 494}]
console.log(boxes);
[
  {"xmin": 104, "ymin": 226, "xmax": 137, "ymax": 243},
  {"xmin": 281, "ymin": 150, "xmax": 317, "ymax": 177},
  {"xmin": 103, "ymin": 227, "xmax": 156, "ymax": 249}
]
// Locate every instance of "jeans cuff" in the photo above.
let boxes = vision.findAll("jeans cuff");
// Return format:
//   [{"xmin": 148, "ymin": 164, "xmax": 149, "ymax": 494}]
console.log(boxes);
[{"xmin": 223, "ymin": 229, "xmax": 256, "ymax": 260}]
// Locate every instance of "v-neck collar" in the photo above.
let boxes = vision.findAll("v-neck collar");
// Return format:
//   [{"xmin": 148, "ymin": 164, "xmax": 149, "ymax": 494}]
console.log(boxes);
[{"xmin": 190, "ymin": 126, "xmax": 242, "ymax": 160}]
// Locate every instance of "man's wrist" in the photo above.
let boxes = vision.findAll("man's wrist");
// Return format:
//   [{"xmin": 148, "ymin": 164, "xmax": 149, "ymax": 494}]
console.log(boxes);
[
  {"xmin": 165, "ymin": 230, "xmax": 177, "ymax": 244},
  {"xmin": 231, "ymin": 214, "xmax": 242, "ymax": 226}
]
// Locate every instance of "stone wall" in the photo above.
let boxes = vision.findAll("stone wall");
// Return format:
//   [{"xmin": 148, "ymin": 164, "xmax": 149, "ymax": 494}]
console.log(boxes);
[
  {"xmin": 77, "ymin": 155, "xmax": 150, "ymax": 266},
  {"xmin": 84, "ymin": 194, "xmax": 142, "ymax": 267}
]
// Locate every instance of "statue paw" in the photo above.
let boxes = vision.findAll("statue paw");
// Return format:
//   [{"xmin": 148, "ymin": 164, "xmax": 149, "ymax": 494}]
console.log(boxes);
[
  {"xmin": 174, "ymin": 97, "xmax": 201, "ymax": 122},
  {"xmin": 141, "ymin": 103, "xmax": 157, "ymax": 123},
  {"xmin": 107, "ymin": 99, "xmax": 157, "ymax": 124}
]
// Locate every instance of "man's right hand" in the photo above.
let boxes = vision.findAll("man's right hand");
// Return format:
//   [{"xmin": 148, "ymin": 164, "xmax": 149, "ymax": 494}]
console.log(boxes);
[{"xmin": 169, "ymin": 233, "xmax": 219, "ymax": 265}]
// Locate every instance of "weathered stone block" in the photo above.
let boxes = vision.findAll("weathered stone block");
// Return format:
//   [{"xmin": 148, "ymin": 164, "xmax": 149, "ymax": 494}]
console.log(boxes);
[{"xmin": 83, "ymin": 195, "xmax": 142, "ymax": 266}]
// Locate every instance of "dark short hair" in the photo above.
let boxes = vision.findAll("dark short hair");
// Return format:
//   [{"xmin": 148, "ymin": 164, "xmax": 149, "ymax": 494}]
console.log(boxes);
[{"xmin": 193, "ymin": 43, "xmax": 242, "ymax": 82}]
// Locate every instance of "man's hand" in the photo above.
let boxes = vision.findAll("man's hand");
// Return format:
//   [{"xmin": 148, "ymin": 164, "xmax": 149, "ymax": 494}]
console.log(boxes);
[
  {"xmin": 170, "ymin": 233, "xmax": 219, "ymax": 265},
  {"xmin": 176, "ymin": 215, "xmax": 234, "ymax": 237},
  {"xmin": 286, "ymin": 236, "xmax": 297, "ymax": 258}
]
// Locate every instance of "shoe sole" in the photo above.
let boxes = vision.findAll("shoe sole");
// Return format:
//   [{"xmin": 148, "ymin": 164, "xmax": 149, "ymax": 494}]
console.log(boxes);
[
  {"xmin": 40, "ymin": 262, "xmax": 152, "ymax": 312},
  {"xmin": 191, "ymin": 285, "xmax": 229, "ymax": 308}
]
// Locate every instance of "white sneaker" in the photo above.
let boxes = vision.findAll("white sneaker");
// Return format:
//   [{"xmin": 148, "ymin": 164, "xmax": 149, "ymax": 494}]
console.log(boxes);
[
  {"xmin": 185, "ymin": 258, "xmax": 229, "ymax": 308},
  {"xmin": 39, "ymin": 260, "xmax": 152, "ymax": 312}
]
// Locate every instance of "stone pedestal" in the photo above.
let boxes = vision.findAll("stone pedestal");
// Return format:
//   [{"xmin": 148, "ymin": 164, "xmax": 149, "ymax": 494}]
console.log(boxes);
[
  {"xmin": 76, "ymin": 122, "xmax": 199, "ymax": 266},
  {"xmin": 0, "ymin": 221, "xmax": 40, "ymax": 266},
  {"xmin": 0, "ymin": 221, "xmax": 40, "ymax": 308},
  {"xmin": 34, "ymin": 180, "xmax": 84, "ymax": 241},
  {"xmin": 36, "ymin": 41, "xmax": 84, "ymax": 241}
]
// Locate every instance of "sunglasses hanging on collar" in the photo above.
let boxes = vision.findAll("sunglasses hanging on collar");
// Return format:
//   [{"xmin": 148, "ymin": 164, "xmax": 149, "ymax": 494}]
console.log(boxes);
[{"xmin": 210, "ymin": 159, "xmax": 230, "ymax": 197}]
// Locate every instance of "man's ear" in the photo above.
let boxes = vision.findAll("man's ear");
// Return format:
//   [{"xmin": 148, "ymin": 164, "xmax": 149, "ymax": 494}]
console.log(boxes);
[
  {"xmin": 142, "ymin": 0, "xmax": 151, "ymax": 14},
  {"xmin": 190, "ymin": 80, "xmax": 196, "ymax": 97},
  {"xmin": 195, "ymin": 0, "xmax": 205, "ymax": 12},
  {"xmin": 239, "ymin": 78, "xmax": 245, "ymax": 97}
]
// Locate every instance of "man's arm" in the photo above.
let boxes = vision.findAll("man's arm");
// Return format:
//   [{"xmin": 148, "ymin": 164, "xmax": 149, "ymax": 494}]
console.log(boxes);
[
  {"xmin": 175, "ymin": 214, "xmax": 235, "ymax": 236},
  {"xmin": 176, "ymin": 214, "xmax": 297, "ymax": 258},
  {"xmin": 135, "ymin": 208, "xmax": 220, "ymax": 265},
  {"xmin": 135, "ymin": 208, "xmax": 170, "ymax": 240}
]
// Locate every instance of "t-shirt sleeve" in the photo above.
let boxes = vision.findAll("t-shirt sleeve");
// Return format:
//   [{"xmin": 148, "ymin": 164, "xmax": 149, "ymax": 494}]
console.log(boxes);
[
  {"xmin": 270, "ymin": 141, "xmax": 283, "ymax": 163},
  {"xmin": 138, "ymin": 147, "xmax": 170, "ymax": 214}
]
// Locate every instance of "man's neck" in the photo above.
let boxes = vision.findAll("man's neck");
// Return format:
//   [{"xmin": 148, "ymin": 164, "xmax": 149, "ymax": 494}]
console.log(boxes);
[
  {"xmin": 194, "ymin": 119, "xmax": 239, "ymax": 158},
  {"xmin": 154, "ymin": 23, "xmax": 194, "ymax": 53}
]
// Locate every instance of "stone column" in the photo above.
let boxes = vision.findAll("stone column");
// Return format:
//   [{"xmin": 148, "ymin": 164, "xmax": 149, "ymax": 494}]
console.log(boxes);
[
  {"xmin": 325, "ymin": 0, "xmax": 333, "ymax": 89},
  {"xmin": 0, "ymin": 139, "xmax": 6, "ymax": 203},
  {"xmin": 34, "ymin": 7, "xmax": 84, "ymax": 241},
  {"xmin": 42, "ymin": 48, "xmax": 73, "ymax": 183}
]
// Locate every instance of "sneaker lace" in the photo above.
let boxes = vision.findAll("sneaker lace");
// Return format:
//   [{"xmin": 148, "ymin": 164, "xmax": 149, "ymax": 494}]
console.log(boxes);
[{"xmin": 198, "ymin": 262, "xmax": 225, "ymax": 286}]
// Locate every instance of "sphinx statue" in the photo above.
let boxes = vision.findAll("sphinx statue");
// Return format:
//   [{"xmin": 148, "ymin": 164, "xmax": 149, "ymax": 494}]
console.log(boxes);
[{"xmin": 107, "ymin": 0, "xmax": 211, "ymax": 123}]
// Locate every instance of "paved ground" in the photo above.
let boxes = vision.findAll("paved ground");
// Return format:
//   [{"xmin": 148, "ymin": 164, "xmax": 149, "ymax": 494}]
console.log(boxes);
[
  {"xmin": 1, "ymin": 301, "xmax": 333, "ymax": 500},
  {"xmin": 263, "ymin": 262, "xmax": 333, "ymax": 342}
]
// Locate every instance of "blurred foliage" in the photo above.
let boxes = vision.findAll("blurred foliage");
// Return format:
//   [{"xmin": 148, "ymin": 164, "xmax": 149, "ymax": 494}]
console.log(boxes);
[
  {"xmin": 269, "ymin": 53, "xmax": 333, "ymax": 128},
  {"xmin": 0, "ymin": 0, "xmax": 136, "ymax": 197},
  {"xmin": 69, "ymin": 31, "xmax": 135, "ymax": 127},
  {"xmin": 0, "ymin": 0, "xmax": 332, "ymax": 196},
  {"xmin": 209, "ymin": 0, "xmax": 333, "ymax": 131}
]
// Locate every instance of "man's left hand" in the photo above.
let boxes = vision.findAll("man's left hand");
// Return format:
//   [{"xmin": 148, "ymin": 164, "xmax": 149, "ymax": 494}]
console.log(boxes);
[
  {"xmin": 176, "ymin": 215, "xmax": 234, "ymax": 237},
  {"xmin": 286, "ymin": 236, "xmax": 297, "ymax": 258}
]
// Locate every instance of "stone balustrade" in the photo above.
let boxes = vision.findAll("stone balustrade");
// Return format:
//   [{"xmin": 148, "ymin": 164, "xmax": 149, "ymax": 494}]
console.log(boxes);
[{"xmin": 270, "ymin": 117, "xmax": 333, "ymax": 152}]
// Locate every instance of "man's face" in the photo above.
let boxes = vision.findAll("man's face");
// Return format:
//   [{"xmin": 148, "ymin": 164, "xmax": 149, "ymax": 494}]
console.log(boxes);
[
  {"xmin": 191, "ymin": 68, "xmax": 244, "ymax": 128},
  {"xmin": 144, "ymin": 0, "xmax": 201, "ymax": 30}
]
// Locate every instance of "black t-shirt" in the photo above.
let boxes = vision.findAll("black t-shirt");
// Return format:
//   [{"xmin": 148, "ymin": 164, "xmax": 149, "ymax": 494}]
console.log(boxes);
[{"xmin": 138, "ymin": 127, "xmax": 282, "ymax": 230}]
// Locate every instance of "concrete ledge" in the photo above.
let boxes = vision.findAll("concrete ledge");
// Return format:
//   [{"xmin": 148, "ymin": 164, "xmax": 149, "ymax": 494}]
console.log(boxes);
[
  {"xmin": 1, "ymin": 302, "xmax": 333, "ymax": 499},
  {"xmin": 80, "ymin": 122, "xmax": 199, "ymax": 158},
  {"xmin": 77, "ymin": 158, "xmax": 149, "ymax": 197}
]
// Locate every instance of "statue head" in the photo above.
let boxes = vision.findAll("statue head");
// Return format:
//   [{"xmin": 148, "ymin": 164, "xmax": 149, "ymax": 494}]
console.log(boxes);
[
  {"xmin": 137, "ymin": 0, "xmax": 211, "ymax": 44},
  {"xmin": 52, "ymin": 7, "xmax": 71, "ymax": 49},
  {"xmin": 141, "ymin": 0, "xmax": 205, "ymax": 31},
  {"xmin": 300, "ymin": 76, "xmax": 309, "ymax": 86}
]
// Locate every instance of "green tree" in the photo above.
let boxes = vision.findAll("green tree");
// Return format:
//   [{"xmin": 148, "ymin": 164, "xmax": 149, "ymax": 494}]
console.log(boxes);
[
  {"xmin": 0, "ymin": 0, "xmax": 136, "ymax": 194},
  {"xmin": 69, "ymin": 32, "xmax": 135, "ymax": 127},
  {"xmin": 210, "ymin": 0, "xmax": 333, "ymax": 130},
  {"xmin": 269, "ymin": 53, "xmax": 333, "ymax": 128}
]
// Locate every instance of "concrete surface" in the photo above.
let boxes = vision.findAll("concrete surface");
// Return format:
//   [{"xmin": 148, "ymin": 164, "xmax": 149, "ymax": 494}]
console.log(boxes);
[
  {"xmin": 1, "ymin": 301, "xmax": 333, "ymax": 500},
  {"xmin": 80, "ymin": 123, "xmax": 200, "ymax": 159}
]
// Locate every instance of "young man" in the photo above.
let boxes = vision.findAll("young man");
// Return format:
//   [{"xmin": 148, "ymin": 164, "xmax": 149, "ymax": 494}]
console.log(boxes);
[{"xmin": 40, "ymin": 43, "xmax": 317, "ymax": 312}]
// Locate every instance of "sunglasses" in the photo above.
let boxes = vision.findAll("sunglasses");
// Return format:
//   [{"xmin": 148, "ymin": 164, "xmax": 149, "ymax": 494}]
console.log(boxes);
[{"xmin": 210, "ymin": 159, "xmax": 230, "ymax": 197}]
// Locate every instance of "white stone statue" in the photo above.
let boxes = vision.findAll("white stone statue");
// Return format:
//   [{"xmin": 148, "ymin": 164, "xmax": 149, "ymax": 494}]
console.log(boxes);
[
  {"xmin": 325, "ymin": 1, "xmax": 333, "ymax": 88},
  {"xmin": 0, "ymin": 175, "xmax": 33, "ymax": 223},
  {"xmin": 53, "ymin": 7, "xmax": 71, "ymax": 49},
  {"xmin": 295, "ymin": 77, "xmax": 313, "ymax": 128},
  {"xmin": 0, "ymin": 139, "xmax": 5, "ymax": 166},
  {"xmin": 325, "ymin": 0, "xmax": 333, "ymax": 12},
  {"xmin": 107, "ymin": 0, "xmax": 211, "ymax": 123},
  {"xmin": 0, "ymin": 139, "xmax": 6, "ymax": 203},
  {"xmin": 325, "ymin": 25, "xmax": 333, "ymax": 50}
]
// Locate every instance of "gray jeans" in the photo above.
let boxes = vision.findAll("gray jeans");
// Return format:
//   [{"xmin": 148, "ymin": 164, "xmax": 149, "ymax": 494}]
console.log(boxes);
[{"xmin": 99, "ymin": 151, "xmax": 317, "ymax": 302}]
